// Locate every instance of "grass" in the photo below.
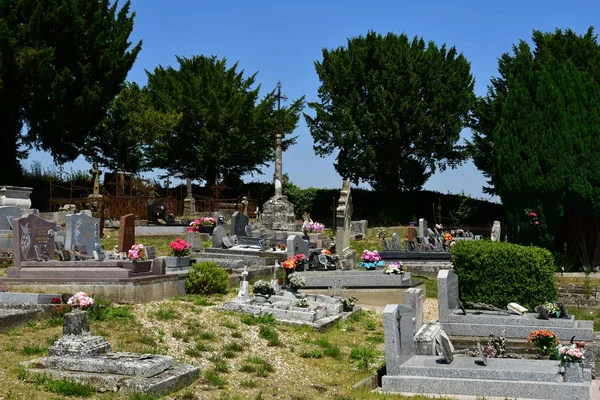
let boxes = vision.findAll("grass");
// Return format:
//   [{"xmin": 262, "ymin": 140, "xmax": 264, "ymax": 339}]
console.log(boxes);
[
  {"xmin": 567, "ymin": 306, "xmax": 600, "ymax": 330},
  {"xmin": 258, "ymin": 325, "xmax": 281, "ymax": 346},
  {"xmin": 20, "ymin": 344, "xmax": 47, "ymax": 356},
  {"xmin": 239, "ymin": 356, "xmax": 274, "ymax": 377}
]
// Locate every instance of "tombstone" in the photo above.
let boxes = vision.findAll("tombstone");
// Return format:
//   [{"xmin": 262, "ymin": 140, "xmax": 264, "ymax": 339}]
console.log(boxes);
[
  {"xmin": 437, "ymin": 330, "xmax": 454, "ymax": 363},
  {"xmin": 286, "ymin": 235, "xmax": 309, "ymax": 259},
  {"xmin": 222, "ymin": 237, "xmax": 233, "ymax": 249},
  {"xmin": 491, "ymin": 221, "xmax": 501, "ymax": 241},
  {"xmin": 231, "ymin": 211, "xmax": 249, "ymax": 237},
  {"xmin": 244, "ymin": 225, "xmax": 253, "ymax": 237},
  {"xmin": 335, "ymin": 181, "xmax": 353, "ymax": 253},
  {"xmin": 64, "ymin": 213, "xmax": 100, "ymax": 255},
  {"xmin": 350, "ymin": 220, "xmax": 368, "ymax": 238},
  {"xmin": 147, "ymin": 201, "xmax": 167, "ymax": 224},
  {"xmin": 0, "ymin": 206, "xmax": 20, "ymax": 250},
  {"xmin": 402, "ymin": 288, "xmax": 424, "ymax": 335},
  {"xmin": 185, "ymin": 231, "xmax": 203, "ymax": 253},
  {"xmin": 391, "ymin": 233, "xmax": 401, "ymax": 251},
  {"xmin": 237, "ymin": 266, "xmax": 251, "ymax": 303},
  {"xmin": 12, "ymin": 214, "xmax": 56, "ymax": 267},
  {"xmin": 418, "ymin": 218, "xmax": 428, "ymax": 238},
  {"xmin": 118, "ymin": 214, "xmax": 135, "ymax": 253},
  {"xmin": 210, "ymin": 224, "xmax": 226, "ymax": 246},
  {"xmin": 437, "ymin": 270, "xmax": 459, "ymax": 323},
  {"xmin": 383, "ymin": 304, "xmax": 415, "ymax": 375}
]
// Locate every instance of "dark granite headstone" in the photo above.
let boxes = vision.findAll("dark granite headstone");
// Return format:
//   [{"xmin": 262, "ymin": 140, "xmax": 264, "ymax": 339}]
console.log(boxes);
[
  {"xmin": 147, "ymin": 201, "xmax": 166, "ymax": 223},
  {"xmin": 557, "ymin": 302, "xmax": 570, "ymax": 319},
  {"xmin": 231, "ymin": 211, "xmax": 250, "ymax": 237},
  {"xmin": 12, "ymin": 214, "xmax": 56, "ymax": 267},
  {"xmin": 118, "ymin": 214, "xmax": 135, "ymax": 253},
  {"xmin": 536, "ymin": 305, "xmax": 549, "ymax": 320},
  {"xmin": 65, "ymin": 213, "xmax": 100, "ymax": 254}
]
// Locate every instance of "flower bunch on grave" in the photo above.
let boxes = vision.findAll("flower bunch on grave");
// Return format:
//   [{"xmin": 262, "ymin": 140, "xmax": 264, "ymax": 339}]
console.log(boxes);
[
  {"xmin": 170, "ymin": 238, "xmax": 191, "ymax": 257},
  {"xmin": 127, "ymin": 243, "xmax": 148, "ymax": 261},
  {"xmin": 528, "ymin": 329, "xmax": 559, "ymax": 356},
  {"xmin": 321, "ymin": 249, "xmax": 332, "ymax": 256},
  {"xmin": 384, "ymin": 262, "xmax": 404, "ymax": 275},
  {"xmin": 543, "ymin": 302, "xmax": 561, "ymax": 318},
  {"xmin": 276, "ymin": 243, "xmax": 287, "ymax": 251},
  {"xmin": 359, "ymin": 250, "xmax": 384, "ymax": 269},
  {"xmin": 302, "ymin": 221, "xmax": 325, "ymax": 235},
  {"xmin": 282, "ymin": 257, "xmax": 296, "ymax": 269},
  {"xmin": 295, "ymin": 298, "xmax": 309, "ymax": 308},
  {"xmin": 67, "ymin": 292, "xmax": 94, "ymax": 309},
  {"xmin": 201, "ymin": 217, "xmax": 216, "ymax": 226},
  {"xmin": 189, "ymin": 219, "xmax": 201, "ymax": 231},
  {"xmin": 51, "ymin": 297, "xmax": 63, "ymax": 304},
  {"xmin": 555, "ymin": 344, "xmax": 585, "ymax": 365},
  {"xmin": 443, "ymin": 233, "xmax": 453, "ymax": 242},
  {"xmin": 288, "ymin": 272, "xmax": 306, "ymax": 288},
  {"xmin": 252, "ymin": 280, "xmax": 275, "ymax": 296},
  {"xmin": 343, "ymin": 296, "xmax": 358, "ymax": 309}
]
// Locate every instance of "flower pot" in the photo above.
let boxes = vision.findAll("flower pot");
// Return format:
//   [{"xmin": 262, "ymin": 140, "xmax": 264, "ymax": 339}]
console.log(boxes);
[
  {"xmin": 295, "ymin": 261, "xmax": 305, "ymax": 272},
  {"xmin": 284, "ymin": 267, "xmax": 295, "ymax": 285},
  {"xmin": 563, "ymin": 361, "xmax": 583, "ymax": 382},
  {"xmin": 253, "ymin": 294, "xmax": 270, "ymax": 304},
  {"xmin": 129, "ymin": 260, "xmax": 152, "ymax": 273},
  {"xmin": 197, "ymin": 225, "xmax": 215, "ymax": 234},
  {"xmin": 165, "ymin": 256, "xmax": 190, "ymax": 269},
  {"xmin": 343, "ymin": 305, "xmax": 354, "ymax": 312}
]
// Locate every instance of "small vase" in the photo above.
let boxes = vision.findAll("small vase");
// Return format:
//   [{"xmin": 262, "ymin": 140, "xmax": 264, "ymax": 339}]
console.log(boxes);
[
  {"xmin": 284, "ymin": 267, "xmax": 295, "ymax": 285},
  {"xmin": 288, "ymin": 286, "xmax": 299, "ymax": 294},
  {"xmin": 563, "ymin": 361, "xmax": 583, "ymax": 382}
]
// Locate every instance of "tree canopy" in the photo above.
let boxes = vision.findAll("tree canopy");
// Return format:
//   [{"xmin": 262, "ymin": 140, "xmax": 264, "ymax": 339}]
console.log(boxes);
[
  {"xmin": 0, "ymin": 0, "xmax": 141, "ymax": 182},
  {"xmin": 85, "ymin": 82, "xmax": 181, "ymax": 174},
  {"xmin": 470, "ymin": 27, "xmax": 600, "ymax": 267},
  {"xmin": 305, "ymin": 31, "xmax": 475, "ymax": 191},
  {"xmin": 146, "ymin": 55, "xmax": 305, "ymax": 187}
]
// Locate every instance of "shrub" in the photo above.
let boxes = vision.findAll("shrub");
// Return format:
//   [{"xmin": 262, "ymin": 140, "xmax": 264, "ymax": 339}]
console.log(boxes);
[
  {"xmin": 451, "ymin": 241, "xmax": 557, "ymax": 310},
  {"xmin": 186, "ymin": 261, "xmax": 229, "ymax": 295}
]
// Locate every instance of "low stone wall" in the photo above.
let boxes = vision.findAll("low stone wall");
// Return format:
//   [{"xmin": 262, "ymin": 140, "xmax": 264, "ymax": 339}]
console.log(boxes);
[{"xmin": 558, "ymin": 283, "xmax": 600, "ymax": 306}]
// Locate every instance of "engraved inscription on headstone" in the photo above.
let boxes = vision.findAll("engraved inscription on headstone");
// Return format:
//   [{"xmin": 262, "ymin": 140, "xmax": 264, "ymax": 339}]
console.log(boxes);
[
  {"xmin": 65, "ymin": 213, "xmax": 100, "ymax": 254},
  {"xmin": 118, "ymin": 214, "xmax": 135, "ymax": 252},
  {"xmin": 12, "ymin": 214, "xmax": 56, "ymax": 266}
]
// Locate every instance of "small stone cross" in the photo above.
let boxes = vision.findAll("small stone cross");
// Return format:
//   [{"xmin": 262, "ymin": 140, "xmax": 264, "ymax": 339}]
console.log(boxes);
[
  {"xmin": 273, "ymin": 261, "xmax": 280, "ymax": 280},
  {"xmin": 241, "ymin": 266, "xmax": 248, "ymax": 282}
]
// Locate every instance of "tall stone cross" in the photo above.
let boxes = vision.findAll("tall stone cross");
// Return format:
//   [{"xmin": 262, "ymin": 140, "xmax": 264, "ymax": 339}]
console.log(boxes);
[
  {"xmin": 273, "ymin": 81, "xmax": 287, "ymax": 198},
  {"xmin": 90, "ymin": 162, "xmax": 101, "ymax": 197}
]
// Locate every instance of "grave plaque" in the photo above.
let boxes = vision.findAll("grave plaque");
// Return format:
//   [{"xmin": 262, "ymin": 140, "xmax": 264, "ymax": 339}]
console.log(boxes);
[
  {"xmin": 231, "ymin": 211, "xmax": 249, "ymax": 237},
  {"xmin": 65, "ymin": 213, "xmax": 100, "ymax": 254},
  {"xmin": 222, "ymin": 237, "xmax": 233, "ymax": 249},
  {"xmin": 286, "ymin": 235, "xmax": 309, "ymax": 259},
  {"xmin": 93, "ymin": 243, "xmax": 106, "ymax": 261},
  {"xmin": 12, "ymin": 214, "xmax": 56, "ymax": 267},
  {"xmin": 391, "ymin": 233, "xmax": 401, "ymax": 251},
  {"xmin": 145, "ymin": 245, "xmax": 157, "ymax": 259},
  {"xmin": 476, "ymin": 342, "xmax": 487, "ymax": 366},
  {"xmin": 118, "ymin": 214, "xmax": 135, "ymax": 253},
  {"xmin": 438, "ymin": 331, "xmax": 454, "ymax": 363}
]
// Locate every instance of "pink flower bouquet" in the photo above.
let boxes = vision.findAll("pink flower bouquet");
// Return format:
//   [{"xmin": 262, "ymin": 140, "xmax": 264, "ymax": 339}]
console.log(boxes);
[
  {"xmin": 170, "ymin": 238, "xmax": 191, "ymax": 257},
  {"xmin": 67, "ymin": 292, "xmax": 94, "ymax": 309},
  {"xmin": 128, "ymin": 243, "xmax": 148, "ymax": 261}
]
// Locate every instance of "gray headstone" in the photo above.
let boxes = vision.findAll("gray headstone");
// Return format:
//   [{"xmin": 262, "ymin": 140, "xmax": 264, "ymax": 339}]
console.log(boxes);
[
  {"xmin": 402, "ymin": 288, "xmax": 424, "ymax": 335},
  {"xmin": 12, "ymin": 214, "xmax": 56, "ymax": 266},
  {"xmin": 391, "ymin": 233, "xmax": 401, "ymax": 251},
  {"xmin": 145, "ymin": 246, "xmax": 157, "ymax": 259},
  {"xmin": 491, "ymin": 220, "xmax": 501, "ymax": 241},
  {"xmin": 350, "ymin": 220, "xmax": 368, "ymax": 238},
  {"xmin": 383, "ymin": 304, "xmax": 415, "ymax": 375},
  {"xmin": 211, "ymin": 226, "xmax": 227, "ymax": 248},
  {"xmin": 186, "ymin": 231, "xmax": 203, "ymax": 252},
  {"xmin": 0, "ymin": 206, "xmax": 20, "ymax": 231},
  {"xmin": 437, "ymin": 270, "xmax": 459, "ymax": 323},
  {"xmin": 64, "ymin": 213, "xmax": 100, "ymax": 254},
  {"xmin": 93, "ymin": 243, "xmax": 106, "ymax": 261},
  {"xmin": 477, "ymin": 342, "xmax": 488, "ymax": 366},
  {"xmin": 286, "ymin": 235, "xmax": 309, "ymax": 259},
  {"xmin": 418, "ymin": 218, "xmax": 428, "ymax": 238},
  {"xmin": 231, "ymin": 211, "xmax": 250, "ymax": 237}
]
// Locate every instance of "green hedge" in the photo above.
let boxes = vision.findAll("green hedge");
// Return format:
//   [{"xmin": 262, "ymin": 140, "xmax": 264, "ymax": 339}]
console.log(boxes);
[
  {"xmin": 451, "ymin": 241, "xmax": 557, "ymax": 310},
  {"xmin": 185, "ymin": 261, "xmax": 229, "ymax": 295}
]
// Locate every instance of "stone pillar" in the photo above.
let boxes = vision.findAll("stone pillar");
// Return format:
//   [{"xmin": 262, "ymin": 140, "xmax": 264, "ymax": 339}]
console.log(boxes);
[
  {"xmin": 183, "ymin": 178, "xmax": 195, "ymax": 215},
  {"xmin": 274, "ymin": 133, "xmax": 283, "ymax": 198}
]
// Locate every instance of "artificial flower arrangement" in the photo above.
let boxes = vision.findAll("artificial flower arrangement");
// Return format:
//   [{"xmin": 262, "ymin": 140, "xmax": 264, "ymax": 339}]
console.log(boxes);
[
  {"xmin": 384, "ymin": 261, "xmax": 404, "ymax": 275},
  {"xmin": 67, "ymin": 292, "xmax": 94, "ymax": 309},
  {"xmin": 128, "ymin": 243, "xmax": 148, "ymax": 261},
  {"xmin": 294, "ymin": 253, "xmax": 307, "ymax": 265},
  {"xmin": 359, "ymin": 249, "xmax": 384, "ymax": 269},
  {"xmin": 321, "ymin": 249, "xmax": 332, "ymax": 256},
  {"xmin": 343, "ymin": 296, "xmax": 358, "ymax": 309},
  {"xmin": 288, "ymin": 272, "xmax": 306, "ymax": 288},
  {"xmin": 528, "ymin": 329, "xmax": 559, "ymax": 356},
  {"xmin": 189, "ymin": 219, "xmax": 201, "ymax": 231},
  {"xmin": 170, "ymin": 238, "xmax": 191, "ymax": 257},
  {"xmin": 443, "ymin": 233, "xmax": 453, "ymax": 242},
  {"xmin": 282, "ymin": 257, "xmax": 296, "ymax": 269},
  {"xmin": 302, "ymin": 221, "xmax": 325, "ymax": 236},
  {"xmin": 542, "ymin": 302, "xmax": 562, "ymax": 318},
  {"xmin": 555, "ymin": 344, "xmax": 585, "ymax": 365},
  {"xmin": 276, "ymin": 243, "xmax": 287, "ymax": 251},
  {"xmin": 200, "ymin": 217, "xmax": 216, "ymax": 226},
  {"xmin": 252, "ymin": 280, "xmax": 276, "ymax": 296},
  {"xmin": 295, "ymin": 298, "xmax": 309, "ymax": 308}
]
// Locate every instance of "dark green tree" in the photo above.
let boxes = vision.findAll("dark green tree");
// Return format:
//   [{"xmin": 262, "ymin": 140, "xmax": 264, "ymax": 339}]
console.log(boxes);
[
  {"xmin": 471, "ymin": 27, "xmax": 600, "ymax": 268},
  {"xmin": 305, "ymin": 31, "xmax": 475, "ymax": 191},
  {"xmin": 0, "ymin": 0, "xmax": 141, "ymax": 181},
  {"xmin": 85, "ymin": 82, "xmax": 181, "ymax": 174},
  {"xmin": 146, "ymin": 55, "xmax": 305, "ymax": 188}
]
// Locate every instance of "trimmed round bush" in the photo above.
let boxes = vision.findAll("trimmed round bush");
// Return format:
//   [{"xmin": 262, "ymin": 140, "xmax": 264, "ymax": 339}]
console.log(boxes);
[
  {"xmin": 451, "ymin": 240, "xmax": 557, "ymax": 310},
  {"xmin": 185, "ymin": 261, "xmax": 229, "ymax": 295}
]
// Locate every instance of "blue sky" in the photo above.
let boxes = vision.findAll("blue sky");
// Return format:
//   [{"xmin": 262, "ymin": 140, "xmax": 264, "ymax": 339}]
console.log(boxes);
[{"xmin": 23, "ymin": 0, "xmax": 599, "ymax": 202}]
